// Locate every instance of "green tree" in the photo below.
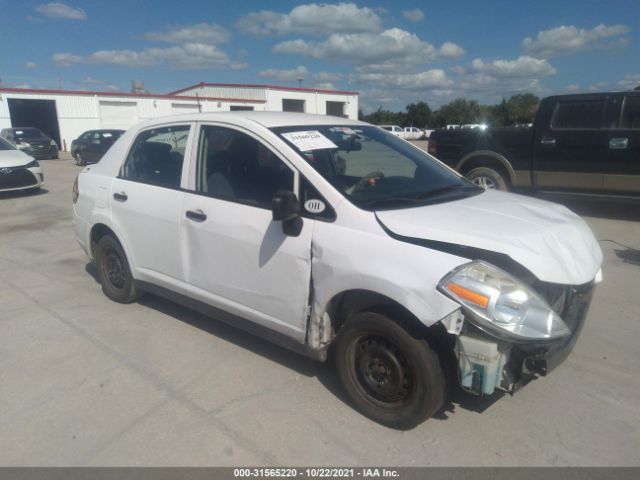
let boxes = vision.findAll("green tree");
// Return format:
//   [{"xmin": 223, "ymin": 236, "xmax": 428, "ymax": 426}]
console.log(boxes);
[
  {"xmin": 434, "ymin": 98, "xmax": 485, "ymax": 125},
  {"xmin": 634, "ymin": 85, "xmax": 640, "ymax": 91},
  {"xmin": 404, "ymin": 101, "xmax": 433, "ymax": 128},
  {"xmin": 506, "ymin": 93, "xmax": 539, "ymax": 124},
  {"xmin": 362, "ymin": 107, "xmax": 406, "ymax": 125}
]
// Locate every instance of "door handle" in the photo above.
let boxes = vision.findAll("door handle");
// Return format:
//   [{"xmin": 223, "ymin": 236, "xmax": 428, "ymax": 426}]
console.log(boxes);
[
  {"xmin": 113, "ymin": 191, "xmax": 128, "ymax": 202},
  {"xmin": 186, "ymin": 209, "xmax": 207, "ymax": 222},
  {"xmin": 540, "ymin": 137, "xmax": 556, "ymax": 146},
  {"xmin": 609, "ymin": 138, "xmax": 629, "ymax": 149}
]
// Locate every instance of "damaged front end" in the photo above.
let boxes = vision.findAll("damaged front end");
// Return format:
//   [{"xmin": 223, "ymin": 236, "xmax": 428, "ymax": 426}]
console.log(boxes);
[{"xmin": 439, "ymin": 261, "xmax": 597, "ymax": 396}]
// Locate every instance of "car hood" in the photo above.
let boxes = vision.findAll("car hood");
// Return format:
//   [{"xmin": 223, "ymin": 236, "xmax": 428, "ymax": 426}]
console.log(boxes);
[
  {"xmin": 0, "ymin": 149, "xmax": 34, "ymax": 167},
  {"xmin": 375, "ymin": 190, "xmax": 602, "ymax": 285}
]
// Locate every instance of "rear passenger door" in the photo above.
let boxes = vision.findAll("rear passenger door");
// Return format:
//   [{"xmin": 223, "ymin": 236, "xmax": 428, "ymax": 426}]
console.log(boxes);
[
  {"xmin": 604, "ymin": 94, "xmax": 640, "ymax": 193},
  {"xmin": 110, "ymin": 124, "xmax": 192, "ymax": 286},
  {"xmin": 533, "ymin": 96, "xmax": 609, "ymax": 190},
  {"xmin": 180, "ymin": 124, "xmax": 314, "ymax": 341}
]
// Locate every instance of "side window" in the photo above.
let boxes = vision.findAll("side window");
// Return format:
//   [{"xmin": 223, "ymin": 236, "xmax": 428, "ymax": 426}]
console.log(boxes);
[
  {"xmin": 121, "ymin": 125, "xmax": 190, "ymax": 189},
  {"xmin": 551, "ymin": 100, "xmax": 606, "ymax": 129},
  {"xmin": 620, "ymin": 96, "xmax": 640, "ymax": 129},
  {"xmin": 81, "ymin": 132, "xmax": 92, "ymax": 141},
  {"xmin": 195, "ymin": 125, "xmax": 294, "ymax": 209}
]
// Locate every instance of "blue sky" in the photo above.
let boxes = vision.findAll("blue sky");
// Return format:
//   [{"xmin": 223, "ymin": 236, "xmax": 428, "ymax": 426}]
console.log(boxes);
[{"xmin": 0, "ymin": 0, "xmax": 638, "ymax": 111}]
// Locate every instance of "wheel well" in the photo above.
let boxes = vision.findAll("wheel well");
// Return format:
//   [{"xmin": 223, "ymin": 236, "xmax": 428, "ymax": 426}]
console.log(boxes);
[
  {"xmin": 89, "ymin": 223, "xmax": 116, "ymax": 259},
  {"xmin": 324, "ymin": 289, "xmax": 456, "ymax": 383},
  {"xmin": 459, "ymin": 156, "xmax": 511, "ymax": 186}
]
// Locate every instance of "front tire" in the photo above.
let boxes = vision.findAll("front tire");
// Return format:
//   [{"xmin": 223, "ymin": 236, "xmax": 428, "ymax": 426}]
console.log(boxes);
[
  {"xmin": 95, "ymin": 234, "xmax": 141, "ymax": 303},
  {"xmin": 76, "ymin": 152, "xmax": 86, "ymax": 166},
  {"xmin": 334, "ymin": 312, "xmax": 445, "ymax": 430},
  {"xmin": 465, "ymin": 166, "xmax": 508, "ymax": 191}
]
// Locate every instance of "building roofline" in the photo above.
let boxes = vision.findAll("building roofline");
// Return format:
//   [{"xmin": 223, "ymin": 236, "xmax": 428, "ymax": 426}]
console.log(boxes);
[
  {"xmin": 0, "ymin": 87, "xmax": 266, "ymax": 104},
  {"xmin": 167, "ymin": 82, "xmax": 359, "ymax": 96}
]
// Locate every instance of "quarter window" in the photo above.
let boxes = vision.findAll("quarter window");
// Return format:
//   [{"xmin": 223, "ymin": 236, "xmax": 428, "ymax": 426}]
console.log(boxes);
[
  {"xmin": 195, "ymin": 126, "xmax": 294, "ymax": 209},
  {"xmin": 121, "ymin": 125, "xmax": 190, "ymax": 189},
  {"xmin": 552, "ymin": 100, "xmax": 606, "ymax": 129}
]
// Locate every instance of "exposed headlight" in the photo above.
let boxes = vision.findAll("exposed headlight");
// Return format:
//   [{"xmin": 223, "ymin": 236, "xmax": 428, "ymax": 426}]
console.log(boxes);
[
  {"xmin": 17, "ymin": 142, "xmax": 30, "ymax": 149},
  {"xmin": 25, "ymin": 159, "xmax": 40, "ymax": 169},
  {"xmin": 438, "ymin": 261, "xmax": 570, "ymax": 341}
]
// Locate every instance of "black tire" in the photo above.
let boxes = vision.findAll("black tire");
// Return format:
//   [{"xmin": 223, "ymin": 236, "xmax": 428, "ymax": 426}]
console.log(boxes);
[
  {"xmin": 334, "ymin": 312, "xmax": 445, "ymax": 430},
  {"xmin": 76, "ymin": 152, "xmax": 86, "ymax": 166},
  {"xmin": 465, "ymin": 166, "xmax": 508, "ymax": 191},
  {"xmin": 95, "ymin": 234, "xmax": 141, "ymax": 303}
]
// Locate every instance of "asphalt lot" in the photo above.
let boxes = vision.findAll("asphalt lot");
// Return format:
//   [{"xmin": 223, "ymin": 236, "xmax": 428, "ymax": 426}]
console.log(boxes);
[{"xmin": 1, "ymin": 152, "xmax": 639, "ymax": 466}]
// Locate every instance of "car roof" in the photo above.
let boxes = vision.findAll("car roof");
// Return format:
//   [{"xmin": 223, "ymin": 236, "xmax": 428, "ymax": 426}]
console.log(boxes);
[{"xmin": 134, "ymin": 111, "xmax": 367, "ymax": 129}]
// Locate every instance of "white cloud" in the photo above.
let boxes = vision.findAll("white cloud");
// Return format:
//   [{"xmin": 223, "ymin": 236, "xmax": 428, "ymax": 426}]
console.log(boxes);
[
  {"xmin": 53, "ymin": 43, "xmax": 230, "ymax": 69},
  {"xmin": 523, "ymin": 24, "xmax": 630, "ymax": 58},
  {"xmin": 35, "ymin": 2, "xmax": 86, "ymax": 20},
  {"xmin": 588, "ymin": 81, "xmax": 608, "ymax": 91},
  {"xmin": 25, "ymin": 62, "xmax": 37, "ymax": 69},
  {"xmin": 565, "ymin": 84, "xmax": 581, "ymax": 92},
  {"xmin": 142, "ymin": 23, "xmax": 230, "ymax": 44},
  {"xmin": 617, "ymin": 74, "xmax": 640, "ymax": 90},
  {"xmin": 236, "ymin": 3, "xmax": 383, "ymax": 36},
  {"xmin": 315, "ymin": 82, "xmax": 336, "ymax": 90},
  {"xmin": 352, "ymin": 69, "xmax": 452, "ymax": 89},
  {"xmin": 314, "ymin": 71, "xmax": 343, "ymax": 83},
  {"xmin": 80, "ymin": 76, "xmax": 103, "ymax": 84},
  {"xmin": 273, "ymin": 28, "xmax": 464, "ymax": 69},
  {"xmin": 468, "ymin": 56, "xmax": 556, "ymax": 77},
  {"xmin": 258, "ymin": 65, "xmax": 309, "ymax": 82},
  {"xmin": 402, "ymin": 9, "xmax": 424, "ymax": 22}
]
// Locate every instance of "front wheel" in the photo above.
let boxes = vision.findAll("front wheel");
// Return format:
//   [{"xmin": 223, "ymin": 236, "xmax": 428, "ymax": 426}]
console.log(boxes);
[
  {"xmin": 95, "ymin": 234, "xmax": 141, "ymax": 303},
  {"xmin": 465, "ymin": 166, "xmax": 508, "ymax": 191},
  {"xmin": 334, "ymin": 312, "xmax": 445, "ymax": 429}
]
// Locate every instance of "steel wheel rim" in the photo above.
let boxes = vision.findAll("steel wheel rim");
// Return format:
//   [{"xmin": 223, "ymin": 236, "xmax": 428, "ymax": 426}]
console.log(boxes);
[
  {"xmin": 472, "ymin": 175, "xmax": 496, "ymax": 189},
  {"xmin": 103, "ymin": 248, "xmax": 125, "ymax": 289},
  {"xmin": 352, "ymin": 335, "xmax": 413, "ymax": 404}
]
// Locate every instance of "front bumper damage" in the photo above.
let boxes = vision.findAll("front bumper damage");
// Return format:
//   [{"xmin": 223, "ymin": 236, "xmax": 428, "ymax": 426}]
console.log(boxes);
[{"xmin": 455, "ymin": 281, "xmax": 595, "ymax": 396}]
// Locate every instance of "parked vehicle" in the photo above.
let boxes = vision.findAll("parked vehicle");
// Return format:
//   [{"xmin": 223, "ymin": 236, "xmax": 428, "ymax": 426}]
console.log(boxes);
[
  {"xmin": 0, "ymin": 137, "xmax": 44, "ymax": 192},
  {"xmin": 378, "ymin": 124, "xmax": 405, "ymax": 137},
  {"xmin": 73, "ymin": 112, "xmax": 602, "ymax": 429},
  {"xmin": 0, "ymin": 127, "xmax": 58, "ymax": 160},
  {"xmin": 378, "ymin": 125, "xmax": 424, "ymax": 140},
  {"xmin": 404, "ymin": 127, "xmax": 424, "ymax": 140},
  {"xmin": 428, "ymin": 92, "xmax": 640, "ymax": 194},
  {"xmin": 71, "ymin": 129, "xmax": 125, "ymax": 166}
]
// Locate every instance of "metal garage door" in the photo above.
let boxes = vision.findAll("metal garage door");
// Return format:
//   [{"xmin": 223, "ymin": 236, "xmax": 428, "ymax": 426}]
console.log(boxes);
[{"xmin": 99, "ymin": 101, "xmax": 138, "ymax": 129}]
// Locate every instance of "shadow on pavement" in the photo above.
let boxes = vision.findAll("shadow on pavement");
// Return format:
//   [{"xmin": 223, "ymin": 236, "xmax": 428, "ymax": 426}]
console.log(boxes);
[{"xmin": 0, "ymin": 187, "xmax": 48, "ymax": 199}]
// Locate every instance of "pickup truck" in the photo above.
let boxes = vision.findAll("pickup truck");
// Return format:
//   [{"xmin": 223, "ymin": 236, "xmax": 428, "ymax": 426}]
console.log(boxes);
[
  {"xmin": 379, "ymin": 125, "xmax": 425, "ymax": 140},
  {"xmin": 428, "ymin": 92, "xmax": 640, "ymax": 195}
]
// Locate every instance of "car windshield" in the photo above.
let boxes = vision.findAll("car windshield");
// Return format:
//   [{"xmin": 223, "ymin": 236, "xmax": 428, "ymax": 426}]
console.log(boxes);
[
  {"xmin": 13, "ymin": 128, "xmax": 46, "ymax": 140},
  {"xmin": 0, "ymin": 137, "xmax": 16, "ymax": 150},
  {"xmin": 272, "ymin": 125, "xmax": 482, "ymax": 210}
]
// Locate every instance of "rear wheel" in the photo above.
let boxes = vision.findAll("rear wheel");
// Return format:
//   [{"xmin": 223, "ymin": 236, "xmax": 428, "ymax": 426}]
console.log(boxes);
[
  {"xmin": 95, "ymin": 234, "xmax": 141, "ymax": 303},
  {"xmin": 334, "ymin": 312, "xmax": 445, "ymax": 430},
  {"xmin": 465, "ymin": 166, "xmax": 508, "ymax": 191}
]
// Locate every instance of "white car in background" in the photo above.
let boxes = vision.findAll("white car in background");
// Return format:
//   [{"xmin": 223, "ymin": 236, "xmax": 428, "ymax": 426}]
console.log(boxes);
[
  {"xmin": 0, "ymin": 137, "xmax": 44, "ymax": 193},
  {"xmin": 73, "ymin": 112, "xmax": 602, "ymax": 429}
]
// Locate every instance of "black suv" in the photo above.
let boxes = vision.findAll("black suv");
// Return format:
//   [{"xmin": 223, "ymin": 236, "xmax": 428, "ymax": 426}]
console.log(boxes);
[{"xmin": 0, "ymin": 127, "xmax": 59, "ymax": 160}]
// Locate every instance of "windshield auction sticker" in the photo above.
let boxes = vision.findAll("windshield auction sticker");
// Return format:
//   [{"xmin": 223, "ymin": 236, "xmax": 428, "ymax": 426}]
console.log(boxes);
[{"xmin": 281, "ymin": 130, "xmax": 338, "ymax": 151}]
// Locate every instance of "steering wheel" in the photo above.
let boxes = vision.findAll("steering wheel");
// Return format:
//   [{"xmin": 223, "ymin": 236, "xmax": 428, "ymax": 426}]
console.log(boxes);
[{"xmin": 348, "ymin": 171, "xmax": 385, "ymax": 194}]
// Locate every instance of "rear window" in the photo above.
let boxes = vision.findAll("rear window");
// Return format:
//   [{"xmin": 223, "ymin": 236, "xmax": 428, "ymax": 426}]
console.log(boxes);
[
  {"xmin": 620, "ymin": 96, "xmax": 640, "ymax": 129},
  {"xmin": 551, "ymin": 100, "xmax": 606, "ymax": 129}
]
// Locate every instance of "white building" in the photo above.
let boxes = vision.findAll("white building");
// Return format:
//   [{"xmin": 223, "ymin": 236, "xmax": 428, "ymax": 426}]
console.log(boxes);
[{"xmin": 0, "ymin": 82, "xmax": 358, "ymax": 151}]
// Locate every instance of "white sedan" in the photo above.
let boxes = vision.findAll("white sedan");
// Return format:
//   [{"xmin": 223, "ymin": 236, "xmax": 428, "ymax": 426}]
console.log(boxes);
[
  {"xmin": 0, "ymin": 137, "xmax": 44, "ymax": 193},
  {"xmin": 73, "ymin": 112, "xmax": 602, "ymax": 429}
]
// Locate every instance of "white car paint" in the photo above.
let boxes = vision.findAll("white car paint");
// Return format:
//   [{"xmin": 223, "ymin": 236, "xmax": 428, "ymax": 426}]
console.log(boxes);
[
  {"xmin": 73, "ymin": 111, "xmax": 602, "ymax": 362},
  {"xmin": 0, "ymin": 146, "xmax": 44, "ymax": 192}
]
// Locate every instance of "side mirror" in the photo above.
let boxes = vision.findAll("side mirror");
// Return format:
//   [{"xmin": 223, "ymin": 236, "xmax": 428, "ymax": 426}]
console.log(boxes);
[{"xmin": 272, "ymin": 190, "xmax": 303, "ymax": 237}]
